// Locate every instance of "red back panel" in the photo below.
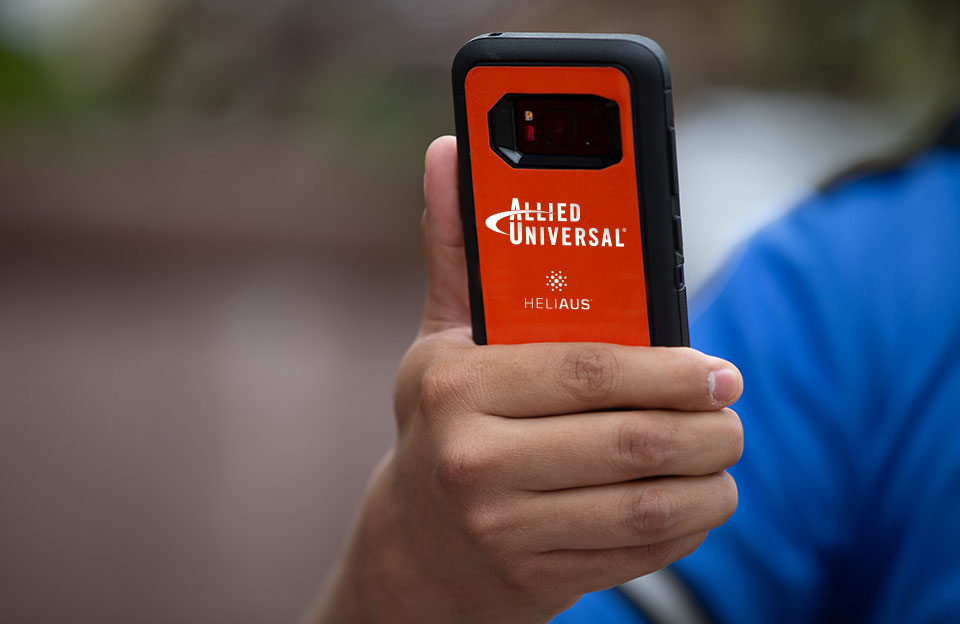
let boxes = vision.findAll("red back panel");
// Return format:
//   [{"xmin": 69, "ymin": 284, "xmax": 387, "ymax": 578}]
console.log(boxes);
[{"xmin": 464, "ymin": 65, "xmax": 649, "ymax": 345}]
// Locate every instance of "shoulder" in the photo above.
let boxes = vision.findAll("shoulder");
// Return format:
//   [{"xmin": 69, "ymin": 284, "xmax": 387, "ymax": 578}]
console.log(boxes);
[
  {"xmin": 689, "ymin": 146, "xmax": 960, "ymax": 417},
  {"xmin": 694, "ymin": 147, "xmax": 960, "ymax": 330}
]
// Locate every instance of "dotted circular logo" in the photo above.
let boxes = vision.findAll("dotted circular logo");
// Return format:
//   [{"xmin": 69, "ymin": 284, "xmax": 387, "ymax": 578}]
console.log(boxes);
[{"xmin": 546, "ymin": 270, "xmax": 568, "ymax": 292}]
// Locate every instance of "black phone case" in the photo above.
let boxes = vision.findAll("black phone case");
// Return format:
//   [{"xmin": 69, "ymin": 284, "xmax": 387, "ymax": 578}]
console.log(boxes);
[{"xmin": 452, "ymin": 32, "xmax": 689, "ymax": 347}]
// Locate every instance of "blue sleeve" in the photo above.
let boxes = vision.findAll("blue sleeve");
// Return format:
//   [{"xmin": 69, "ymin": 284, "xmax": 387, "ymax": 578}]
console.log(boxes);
[
  {"xmin": 673, "ymin": 208, "xmax": 866, "ymax": 623},
  {"xmin": 557, "ymin": 148, "xmax": 960, "ymax": 623},
  {"xmin": 673, "ymin": 149, "xmax": 960, "ymax": 623}
]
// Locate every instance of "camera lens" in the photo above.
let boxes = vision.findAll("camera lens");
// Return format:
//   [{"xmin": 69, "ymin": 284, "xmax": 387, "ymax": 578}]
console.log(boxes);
[{"xmin": 542, "ymin": 108, "xmax": 575, "ymax": 146}]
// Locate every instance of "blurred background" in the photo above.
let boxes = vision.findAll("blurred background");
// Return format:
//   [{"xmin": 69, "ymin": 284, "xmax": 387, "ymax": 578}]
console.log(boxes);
[{"xmin": 0, "ymin": 1, "xmax": 958, "ymax": 621}]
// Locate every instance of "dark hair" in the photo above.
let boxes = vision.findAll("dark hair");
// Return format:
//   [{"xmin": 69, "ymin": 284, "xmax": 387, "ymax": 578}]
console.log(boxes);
[
  {"xmin": 820, "ymin": 107, "xmax": 960, "ymax": 192},
  {"xmin": 932, "ymin": 111, "xmax": 960, "ymax": 149}
]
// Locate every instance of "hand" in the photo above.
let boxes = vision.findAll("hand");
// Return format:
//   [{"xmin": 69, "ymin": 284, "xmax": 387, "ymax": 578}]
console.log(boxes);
[{"xmin": 307, "ymin": 136, "xmax": 743, "ymax": 624}]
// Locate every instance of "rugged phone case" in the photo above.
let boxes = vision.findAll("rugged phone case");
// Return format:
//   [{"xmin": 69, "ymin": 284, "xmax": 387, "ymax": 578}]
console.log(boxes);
[{"xmin": 452, "ymin": 33, "xmax": 688, "ymax": 347}]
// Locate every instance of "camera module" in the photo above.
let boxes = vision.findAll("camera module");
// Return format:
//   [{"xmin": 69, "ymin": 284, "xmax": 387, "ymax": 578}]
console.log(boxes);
[{"xmin": 487, "ymin": 93, "xmax": 621, "ymax": 169}]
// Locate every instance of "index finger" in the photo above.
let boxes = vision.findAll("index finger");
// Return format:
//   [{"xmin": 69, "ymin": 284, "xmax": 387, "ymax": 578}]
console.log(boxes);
[{"xmin": 460, "ymin": 343, "xmax": 741, "ymax": 416}]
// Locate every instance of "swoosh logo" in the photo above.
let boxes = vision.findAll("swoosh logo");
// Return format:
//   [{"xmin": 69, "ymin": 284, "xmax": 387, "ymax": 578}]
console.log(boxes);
[{"xmin": 484, "ymin": 210, "xmax": 553, "ymax": 235}]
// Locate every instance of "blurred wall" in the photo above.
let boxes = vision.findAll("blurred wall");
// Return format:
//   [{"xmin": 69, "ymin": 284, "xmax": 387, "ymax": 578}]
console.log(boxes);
[{"xmin": 0, "ymin": 1, "xmax": 957, "ymax": 622}]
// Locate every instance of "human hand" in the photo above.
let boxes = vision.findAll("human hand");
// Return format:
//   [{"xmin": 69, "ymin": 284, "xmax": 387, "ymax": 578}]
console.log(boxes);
[{"xmin": 308, "ymin": 136, "xmax": 743, "ymax": 624}]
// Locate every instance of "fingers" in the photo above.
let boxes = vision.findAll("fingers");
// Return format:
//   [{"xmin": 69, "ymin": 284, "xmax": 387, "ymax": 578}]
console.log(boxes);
[
  {"xmin": 543, "ymin": 531, "xmax": 709, "ymax": 594},
  {"xmin": 519, "ymin": 472, "xmax": 737, "ymax": 552},
  {"xmin": 420, "ymin": 135, "xmax": 472, "ymax": 336},
  {"xmin": 464, "ymin": 343, "xmax": 743, "ymax": 416},
  {"xmin": 498, "ymin": 408, "xmax": 743, "ymax": 490}
]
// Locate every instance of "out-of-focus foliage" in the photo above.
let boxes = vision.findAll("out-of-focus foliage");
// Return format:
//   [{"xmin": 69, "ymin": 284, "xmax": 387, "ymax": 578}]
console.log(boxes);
[
  {"xmin": 0, "ymin": 0, "xmax": 954, "ymax": 205},
  {"xmin": 726, "ymin": 0, "xmax": 960, "ymax": 103},
  {"xmin": 2, "ymin": 0, "xmax": 955, "ymax": 258},
  {"xmin": 0, "ymin": 44, "xmax": 55, "ymax": 114},
  {"xmin": 2, "ymin": 0, "xmax": 958, "ymax": 128}
]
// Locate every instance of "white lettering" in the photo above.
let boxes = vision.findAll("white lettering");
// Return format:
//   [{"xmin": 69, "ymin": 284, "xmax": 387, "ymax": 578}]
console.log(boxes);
[
  {"xmin": 510, "ymin": 222, "xmax": 522, "ymax": 245},
  {"xmin": 570, "ymin": 203, "xmax": 581, "ymax": 222},
  {"xmin": 521, "ymin": 297, "xmax": 594, "ymax": 311},
  {"xmin": 486, "ymin": 200, "xmax": 625, "ymax": 248},
  {"xmin": 589, "ymin": 228, "xmax": 599, "ymax": 246},
  {"xmin": 510, "ymin": 197, "xmax": 522, "ymax": 221}
]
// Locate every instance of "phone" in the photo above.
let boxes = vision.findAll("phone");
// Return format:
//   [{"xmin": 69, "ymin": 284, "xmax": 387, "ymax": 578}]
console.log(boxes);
[{"xmin": 452, "ymin": 32, "xmax": 688, "ymax": 347}]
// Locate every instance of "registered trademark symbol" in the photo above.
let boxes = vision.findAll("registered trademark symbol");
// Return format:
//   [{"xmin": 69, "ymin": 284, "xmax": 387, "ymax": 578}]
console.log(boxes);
[{"xmin": 621, "ymin": 228, "xmax": 626, "ymax": 232}]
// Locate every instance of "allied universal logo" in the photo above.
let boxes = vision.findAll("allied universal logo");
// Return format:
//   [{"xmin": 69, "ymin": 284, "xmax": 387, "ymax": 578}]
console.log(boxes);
[
  {"xmin": 546, "ymin": 270, "xmax": 568, "ymax": 292},
  {"xmin": 485, "ymin": 197, "xmax": 627, "ymax": 248}
]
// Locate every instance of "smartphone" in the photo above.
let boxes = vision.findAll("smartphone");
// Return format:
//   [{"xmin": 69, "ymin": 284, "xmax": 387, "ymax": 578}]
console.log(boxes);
[{"xmin": 452, "ymin": 32, "xmax": 687, "ymax": 347}]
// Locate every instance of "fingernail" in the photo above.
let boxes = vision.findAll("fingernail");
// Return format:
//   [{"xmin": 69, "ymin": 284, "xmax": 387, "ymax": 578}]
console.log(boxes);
[{"xmin": 709, "ymin": 368, "xmax": 740, "ymax": 405}]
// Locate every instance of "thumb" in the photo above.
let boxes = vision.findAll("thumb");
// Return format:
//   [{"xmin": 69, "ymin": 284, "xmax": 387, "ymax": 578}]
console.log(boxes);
[{"xmin": 419, "ymin": 135, "xmax": 472, "ymax": 337}]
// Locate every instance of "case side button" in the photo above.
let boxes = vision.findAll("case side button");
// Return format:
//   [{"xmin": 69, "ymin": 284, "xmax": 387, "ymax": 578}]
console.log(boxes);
[
  {"xmin": 673, "ymin": 250, "xmax": 685, "ymax": 289},
  {"xmin": 674, "ymin": 265, "xmax": 685, "ymax": 289},
  {"xmin": 672, "ymin": 214, "xmax": 684, "ymax": 253}
]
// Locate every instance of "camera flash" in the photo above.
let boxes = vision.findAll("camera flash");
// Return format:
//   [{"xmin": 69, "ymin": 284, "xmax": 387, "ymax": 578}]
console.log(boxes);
[{"xmin": 524, "ymin": 110, "xmax": 534, "ymax": 121}]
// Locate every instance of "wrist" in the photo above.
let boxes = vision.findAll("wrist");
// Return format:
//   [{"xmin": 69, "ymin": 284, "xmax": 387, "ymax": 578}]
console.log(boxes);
[{"xmin": 304, "ymin": 452, "xmax": 461, "ymax": 624}]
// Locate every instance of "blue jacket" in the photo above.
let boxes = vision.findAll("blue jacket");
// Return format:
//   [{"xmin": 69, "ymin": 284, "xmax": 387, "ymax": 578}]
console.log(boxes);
[{"xmin": 555, "ymin": 141, "xmax": 960, "ymax": 622}]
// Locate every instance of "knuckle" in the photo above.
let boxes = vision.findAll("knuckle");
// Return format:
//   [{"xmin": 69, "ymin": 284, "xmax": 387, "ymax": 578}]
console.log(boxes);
[
  {"xmin": 463, "ymin": 513, "xmax": 526, "ymax": 588},
  {"xmin": 625, "ymin": 486, "xmax": 679, "ymax": 537},
  {"xmin": 462, "ymin": 505, "xmax": 504, "ymax": 548},
  {"xmin": 420, "ymin": 360, "xmax": 470, "ymax": 414},
  {"xmin": 465, "ymin": 513, "xmax": 534, "ymax": 589},
  {"xmin": 435, "ymin": 443, "xmax": 472, "ymax": 490},
  {"xmin": 561, "ymin": 345, "xmax": 619, "ymax": 404},
  {"xmin": 434, "ymin": 437, "xmax": 497, "ymax": 491},
  {"xmin": 616, "ymin": 419, "xmax": 672, "ymax": 474}
]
